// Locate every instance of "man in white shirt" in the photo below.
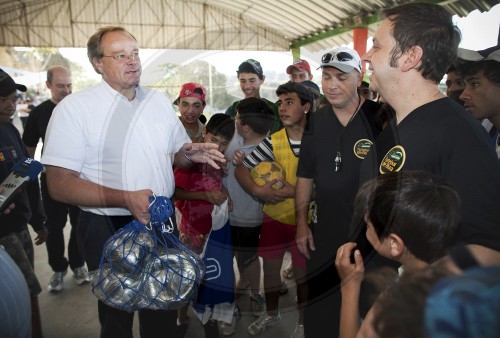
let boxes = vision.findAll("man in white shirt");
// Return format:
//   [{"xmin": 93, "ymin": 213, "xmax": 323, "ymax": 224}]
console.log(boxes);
[{"xmin": 42, "ymin": 26, "xmax": 225, "ymax": 338}]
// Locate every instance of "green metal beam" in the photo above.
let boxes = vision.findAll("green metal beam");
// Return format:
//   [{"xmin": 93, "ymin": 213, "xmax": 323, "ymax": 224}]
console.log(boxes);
[
  {"xmin": 290, "ymin": 14, "xmax": 380, "ymax": 50},
  {"xmin": 289, "ymin": 0, "xmax": 450, "ymax": 50}
]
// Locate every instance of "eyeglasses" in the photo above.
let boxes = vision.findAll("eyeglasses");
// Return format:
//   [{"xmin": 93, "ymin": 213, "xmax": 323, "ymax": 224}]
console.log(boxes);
[
  {"xmin": 321, "ymin": 52, "xmax": 354, "ymax": 64},
  {"xmin": 102, "ymin": 51, "xmax": 140, "ymax": 62}
]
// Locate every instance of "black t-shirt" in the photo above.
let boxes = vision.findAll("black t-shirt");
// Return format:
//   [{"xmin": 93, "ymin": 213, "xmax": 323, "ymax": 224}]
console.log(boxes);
[
  {"xmin": 297, "ymin": 98, "xmax": 382, "ymax": 269},
  {"xmin": 0, "ymin": 123, "xmax": 45, "ymax": 237},
  {"xmin": 22, "ymin": 99, "xmax": 56, "ymax": 151},
  {"xmin": 358, "ymin": 97, "xmax": 500, "ymax": 251}
]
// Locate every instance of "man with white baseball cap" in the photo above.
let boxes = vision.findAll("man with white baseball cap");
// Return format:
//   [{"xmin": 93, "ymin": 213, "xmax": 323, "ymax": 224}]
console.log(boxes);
[
  {"xmin": 319, "ymin": 46, "xmax": 363, "ymax": 73},
  {"xmin": 295, "ymin": 45, "xmax": 383, "ymax": 337}
]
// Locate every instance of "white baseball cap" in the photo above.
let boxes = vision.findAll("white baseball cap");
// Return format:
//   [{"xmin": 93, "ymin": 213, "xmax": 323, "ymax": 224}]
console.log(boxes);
[
  {"xmin": 457, "ymin": 46, "xmax": 500, "ymax": 63},
  {"xmin": 320, "ymin": 46, "xmax": 362, "ymax": 73}
]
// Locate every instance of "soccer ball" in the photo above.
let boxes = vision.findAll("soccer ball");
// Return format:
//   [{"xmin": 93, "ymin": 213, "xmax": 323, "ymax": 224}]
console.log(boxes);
[{"xmin": 250, "ymin": 161, "xmax": 286, "ymax": 190}]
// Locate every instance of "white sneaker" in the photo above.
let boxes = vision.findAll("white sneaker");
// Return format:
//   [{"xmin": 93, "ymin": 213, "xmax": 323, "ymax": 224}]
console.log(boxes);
[
  {"xmin": 250, "ymin": 293, "xmax": 266, "ymax": 317},
  {"xmin": 290, "ymin": 322, "xmax": 305, "ymax": 338},
  {"xmin": 73, "ymin": 266, "xmax": 90, "ymax": 285},
  {"xmin": 248, "ymin": 312, "xmax": 281, "ymax": 336},
  {"xmin": 48, "ymin": 270, "xmax": 67, "ymax": 292}
]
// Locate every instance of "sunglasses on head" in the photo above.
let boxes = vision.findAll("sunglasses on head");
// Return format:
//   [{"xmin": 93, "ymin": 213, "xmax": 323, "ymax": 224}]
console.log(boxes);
[{"xmin": 322, "ymin": 52, "xmax": 354, "ymax": 63}]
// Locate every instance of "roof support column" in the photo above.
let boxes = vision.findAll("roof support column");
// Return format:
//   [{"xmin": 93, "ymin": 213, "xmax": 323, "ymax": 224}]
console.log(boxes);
[{"xmin": 291, "ymin": 46, "xmax": 300, "ymax": 61}]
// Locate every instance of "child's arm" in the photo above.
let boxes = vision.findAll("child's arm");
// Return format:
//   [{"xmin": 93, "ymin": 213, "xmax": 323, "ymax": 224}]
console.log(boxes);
[
  {"xmin": 231, "ymin": 150, "xmax": 246, "ymax": 166},
  {"xmin": 234, "ymin": 164, "xmax": 288, "ymax": 204},
  {"xmin": 335, "ymin": 242, "xmax": 365, "ymax": 338},
  {"xmin": 221, "ymin": 184, "xmax": 232, "ymax": 211},
  {"xmin": 277, "ymin": 179, "xmax": 296, "ymax": 199},
  {"xmin": 174, "ymin": 186, "xmax": 228, "ymax": 206},
  {"xmin": 295, "ymin": 177, "xmax": 315, "ymax": 259},
  {"xmin": 234, "ymin": 137, "xmax": 288, "ymax": 204}
]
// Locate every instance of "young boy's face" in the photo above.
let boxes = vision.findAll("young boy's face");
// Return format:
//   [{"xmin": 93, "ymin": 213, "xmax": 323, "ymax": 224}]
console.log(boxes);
[
  {"xmin": 460, "ymin": 69, "xmax": 500, "ymax": 121},
  {"xmin": 179, "ymin": 97, "xmax": 204, "ymax": 125},
  {"xmin": 0, "ymin": 92, "xmax": 17, "ymax": 123},
  {"xmin": 238, "ymin": 73, "xmax": 264, "ymax": 99},
  {"xmin": 277, "ymin": 92, "xmax": 309, "ymax": 127},
  {"xmin": 289, "ymin": 69, "xmax": 311, "ymax": 83},
  {"xmin": 203, "ymin": 131, "xmax": 230, "ymax": 154}
]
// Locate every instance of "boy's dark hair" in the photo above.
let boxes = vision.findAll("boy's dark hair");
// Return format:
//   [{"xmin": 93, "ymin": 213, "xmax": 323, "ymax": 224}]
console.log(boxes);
[
  {"xmin": 457, "ymin": 60, "xmax": 500, "ymax": 85},
  {"xmin": 355, "ymin": 170, "xmax": 460, "ymax": 263},
  {"xmin": 374, "ymin": 261, "xmax": 500, "ymax": 338},
  {"xmin": 446, "ymin": 64, "xmax": 459, "ymax": 74},
  {"xmin": 373, "ymin": 261, "xmax": 453, "ymax": 338},
  {"xmin": 237, "ymin": 59, "xmax": 264, "ymax": 80},
  {"xmin": 276, "ymin": 81, "xmax": 313, "ymax": 107},
  {"xmin": 205, "ymin": 113, "xmax": 235, "ymax": 141},
  {"xmin": 382, "ymin": 3, "xmax": 461, "ymax": 84},
  {"xmin": 236, "ymin": 97, "xmax": 274, "ymax": 135},
  {"xmin": 301, "ymin": 80, "xmax": 321, "ymax": 99}
]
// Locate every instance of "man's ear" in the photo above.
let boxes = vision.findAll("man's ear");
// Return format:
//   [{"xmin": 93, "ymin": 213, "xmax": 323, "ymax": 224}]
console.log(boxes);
[
  {"xmin": 93, "ymin": 57, "xmax": 104, "ymax": 74},
  {"xmin": 304, "ymin": 102, "xmax": 311, "ymax": 114},
  {"xmin": 388, "ymin": 233, "xmax": 405, "ymax": 257},
  {"xmin": 401, "ymin": 45, "xmax": 423, "ymax": 72},
  {"xmin": 356, "ymin": 72, "xmax": 363, "ymax": 87}
]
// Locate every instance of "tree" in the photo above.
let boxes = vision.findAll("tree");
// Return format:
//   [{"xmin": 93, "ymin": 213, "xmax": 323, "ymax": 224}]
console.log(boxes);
[{"xmin": 155, "ymin": 60, "xmax": 236, "ymax": 114}]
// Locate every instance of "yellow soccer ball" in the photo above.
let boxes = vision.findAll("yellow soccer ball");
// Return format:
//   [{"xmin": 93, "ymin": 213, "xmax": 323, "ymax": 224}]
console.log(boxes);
[{"xmin": 250, "ymin": 161, "xmax": 286, "ymax": 190}]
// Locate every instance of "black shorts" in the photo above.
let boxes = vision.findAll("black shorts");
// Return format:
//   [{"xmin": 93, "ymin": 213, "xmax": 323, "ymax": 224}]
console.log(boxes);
[{"xmin": 230, "ymin": 225, "xmax": 261, "ymax": 268}]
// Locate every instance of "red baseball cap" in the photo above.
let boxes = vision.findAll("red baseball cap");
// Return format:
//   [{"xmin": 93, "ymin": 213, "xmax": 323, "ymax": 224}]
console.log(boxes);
[
  {"xmin": 174, "ymin": 82, "xmax": 206, "ymax": 105},
  {"xmin": 286, "ymin": 59, "xmax": 311, "ymax": 74}
]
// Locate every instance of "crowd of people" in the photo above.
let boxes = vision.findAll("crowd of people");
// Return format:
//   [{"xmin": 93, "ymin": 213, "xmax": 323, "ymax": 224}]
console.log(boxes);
[{"xmin": 1, "ymin": 2, "xmax": 499, "ymax": 338}]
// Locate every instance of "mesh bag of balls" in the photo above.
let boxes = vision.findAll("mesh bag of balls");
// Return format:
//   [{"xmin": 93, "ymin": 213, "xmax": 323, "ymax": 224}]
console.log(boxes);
[
  {"xmin": 251, "ymin": 161, "xmax": 286, "ymax": 190},
  {"xmin": 91, "ymin": 196, "xmax": 205, "ymax": 312}
]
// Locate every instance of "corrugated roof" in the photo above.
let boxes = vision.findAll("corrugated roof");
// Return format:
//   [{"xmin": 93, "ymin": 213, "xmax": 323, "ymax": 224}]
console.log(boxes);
[{"xmin": 0, "ymin": 0, "xmax": 497, "ymax": 52}]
